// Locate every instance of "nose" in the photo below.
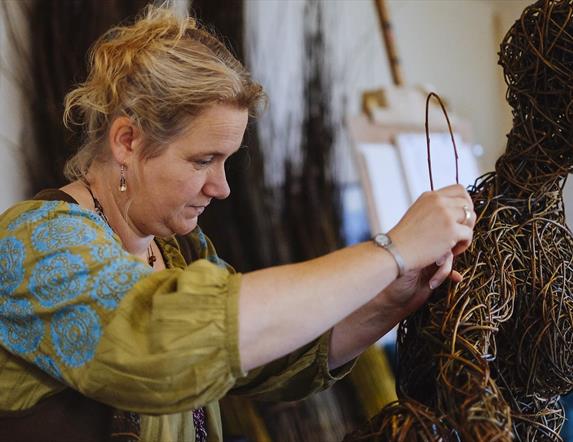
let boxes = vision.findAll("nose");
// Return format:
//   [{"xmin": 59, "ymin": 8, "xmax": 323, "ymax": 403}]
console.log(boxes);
[{"xmin": 203, "ymin": 164, "xmax": 231, "ymax": 200}]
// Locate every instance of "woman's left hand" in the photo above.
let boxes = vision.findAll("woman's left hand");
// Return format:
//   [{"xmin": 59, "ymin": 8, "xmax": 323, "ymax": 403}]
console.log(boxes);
[
  {"xmin": 327, "ymin": 252, "xmax": 463, "ymax": 369},
  {"xmin": 383, "ymin": 251, "xmax": 462, "ymax": 313}
]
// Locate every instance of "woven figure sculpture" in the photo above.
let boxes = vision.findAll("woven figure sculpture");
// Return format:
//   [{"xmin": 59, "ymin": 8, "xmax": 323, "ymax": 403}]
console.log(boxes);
[{"xmin": 346, "ymin": 0, "xmax": 573, "ymax": 440}]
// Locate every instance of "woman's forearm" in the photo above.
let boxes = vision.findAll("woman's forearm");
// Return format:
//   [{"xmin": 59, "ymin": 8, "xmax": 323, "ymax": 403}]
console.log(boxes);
[
  {"xmin": 238, "ymin": 241, "xmax": 399, "ymax": 371},
  {"xmin": 327, "ymin": 294, "xmax": 405, "ymax": 369}
]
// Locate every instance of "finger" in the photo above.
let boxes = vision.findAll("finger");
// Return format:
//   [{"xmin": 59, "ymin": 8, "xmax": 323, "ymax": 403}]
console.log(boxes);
[
  {"xmin": 436, "ymin": 184, "xmax": 472, "ymax": 203},
  {"xmin": 441, "ymin": 200, "xmax": 475, "ymax": 228},
  {"xmin": 456, "ymin": 204, "xmax": 475, "ymax": 227},
  {"xmin": 428, "ymin": 194, "xmax": 476, "ymax": 228},
  {"xmin": 436, "ymin": 183, "xmax": 466, "ymax": 194},
  {"xmin": 451, "ymin": 225, "xmax": 474, "ymax": 256},
  {"xmin": 438, "ymin": 190, "xmax": 474, "ymax": 216},
  {"xmin": 429, "ymin": 252, "xmax": 454, "ymax": 290},
  {"xmin": 444, "ymin": 196, "xmax": 474, "ymax": 214},
  {"xmin": 435, "ymin": 251, "xmax": 452, "ymax": 267},
  {"xmin": 448, "ymin": 270, "xmax": 463, "ymax": 283}
]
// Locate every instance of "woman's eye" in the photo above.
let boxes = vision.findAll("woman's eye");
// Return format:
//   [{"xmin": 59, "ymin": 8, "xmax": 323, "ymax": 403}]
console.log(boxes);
[{"xmin": 192, "ymin": 156, "xmax": 215, "ymax": 167}]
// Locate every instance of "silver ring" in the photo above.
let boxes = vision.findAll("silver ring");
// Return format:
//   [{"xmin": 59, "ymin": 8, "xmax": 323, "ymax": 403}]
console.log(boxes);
[{"xmin": 462, "ymin": 205, "xmax": 471, "ymax": 225}]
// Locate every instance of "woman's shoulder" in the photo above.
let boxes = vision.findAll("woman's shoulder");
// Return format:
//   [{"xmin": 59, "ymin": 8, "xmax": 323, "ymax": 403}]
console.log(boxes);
[
  {"xmin": 33, "ymin": 188, "xmax": 78, "ymax": 204},
  {"xmin": 0, "ymin": 192, "xmax": 114, "ymax": 241}
]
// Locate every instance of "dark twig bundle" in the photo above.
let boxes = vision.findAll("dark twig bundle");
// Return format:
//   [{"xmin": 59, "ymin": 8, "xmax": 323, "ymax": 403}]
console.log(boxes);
[
  {"xmin": 1, "ymin": 0, "xmax": 150, "ymax": 194},
  {"xmin": 346, "ymin": 0, "xmax": 573, "ymax": 440}
]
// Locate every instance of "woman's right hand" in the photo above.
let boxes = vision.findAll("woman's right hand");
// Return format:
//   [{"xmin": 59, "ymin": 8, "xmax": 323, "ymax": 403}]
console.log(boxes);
[{"xmin": 388, "ymin": 184, "xmax": 475, "ymax": 273}]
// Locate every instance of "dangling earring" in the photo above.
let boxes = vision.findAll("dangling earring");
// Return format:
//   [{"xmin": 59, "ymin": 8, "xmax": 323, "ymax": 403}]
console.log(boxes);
[{"xmin": 119, "ymin": 164, "xmax": 127, "ymax": 192}]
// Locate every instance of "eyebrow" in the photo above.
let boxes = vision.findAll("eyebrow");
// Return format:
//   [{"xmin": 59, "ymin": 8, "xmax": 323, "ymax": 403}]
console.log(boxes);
[{"xmin": 189, "ymin": 145, "xmax": 245, "ymax": 158}]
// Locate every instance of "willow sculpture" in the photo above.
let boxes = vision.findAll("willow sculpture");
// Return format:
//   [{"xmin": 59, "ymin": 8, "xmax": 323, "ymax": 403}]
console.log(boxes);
[{"xmin": 346, "ymin": 0, "xmax": 573, "ymax": 440}]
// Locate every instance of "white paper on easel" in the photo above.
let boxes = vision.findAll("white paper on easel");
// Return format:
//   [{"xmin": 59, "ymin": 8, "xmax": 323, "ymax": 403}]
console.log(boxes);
[
  {"xmin": 356, "ymin": 143, "xmax": 411, "ymax": 235},
  {"xmin": 395, "ymin": 132, "xmax": 480, "ymax": 200}
]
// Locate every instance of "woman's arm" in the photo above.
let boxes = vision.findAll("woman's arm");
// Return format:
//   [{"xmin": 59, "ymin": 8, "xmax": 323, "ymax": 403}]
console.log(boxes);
[
  {"xmin": 238, "ymin": 184, "xmax": 474, "ymax": 372},
  {"xmin": 239, "ymin": 241, "xmax": 399, "ymax": 371}
]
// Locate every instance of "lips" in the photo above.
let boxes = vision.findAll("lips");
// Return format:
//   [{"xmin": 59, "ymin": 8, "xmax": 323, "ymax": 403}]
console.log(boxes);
[{"xmin": 186, "ymin": 204, "xmax": 207, "ymax": 215}]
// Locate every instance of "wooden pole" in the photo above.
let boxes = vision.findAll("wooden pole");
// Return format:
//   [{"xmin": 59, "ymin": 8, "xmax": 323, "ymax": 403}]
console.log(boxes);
[{"xmin": 374, "ymin": 0, "xmax": 404, "ymax": 86}]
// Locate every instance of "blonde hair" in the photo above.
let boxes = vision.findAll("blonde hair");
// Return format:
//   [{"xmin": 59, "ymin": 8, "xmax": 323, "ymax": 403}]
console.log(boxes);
[{"xmin": 63, "ymin": 4, "xmax": 265, "ymax": 182}]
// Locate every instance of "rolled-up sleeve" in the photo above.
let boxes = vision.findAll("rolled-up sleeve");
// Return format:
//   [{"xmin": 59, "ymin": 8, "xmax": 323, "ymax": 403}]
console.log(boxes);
[{"xmin": 230, "ymin": 329, "xmax": 356, "ymax": 402}]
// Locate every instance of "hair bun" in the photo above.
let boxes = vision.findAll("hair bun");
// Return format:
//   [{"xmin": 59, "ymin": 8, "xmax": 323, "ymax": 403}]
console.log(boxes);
[{"xmin": 63, "ymin": 4, "xmax": 264, "ymax": 183}]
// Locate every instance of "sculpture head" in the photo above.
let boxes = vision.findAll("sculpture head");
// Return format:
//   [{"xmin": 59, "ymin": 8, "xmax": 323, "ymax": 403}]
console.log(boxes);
[{"xmin": 498, "ymin": 0, "xmax": 573, "ymax": 181}]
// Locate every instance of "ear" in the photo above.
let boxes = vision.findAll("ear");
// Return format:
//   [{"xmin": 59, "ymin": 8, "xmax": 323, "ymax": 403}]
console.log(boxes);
[{"xmin": 107, "ymin": 116, "xmax": 144, "ymax": 165}]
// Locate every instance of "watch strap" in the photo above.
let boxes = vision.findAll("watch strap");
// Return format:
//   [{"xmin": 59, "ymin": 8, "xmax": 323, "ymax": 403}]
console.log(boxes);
[
  {"xmin": 373, "ymin": 233, "xmax": 406, "ymax": 277},
  {"xmin": 385, "ymin": 242, "xmax": 406, "ymax": 277}
]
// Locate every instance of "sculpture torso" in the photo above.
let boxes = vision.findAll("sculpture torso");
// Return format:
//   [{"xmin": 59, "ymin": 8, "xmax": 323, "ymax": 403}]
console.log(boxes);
[{"xmin": 346, "ymin": 1, "xmax": 573, "ymax": 440}]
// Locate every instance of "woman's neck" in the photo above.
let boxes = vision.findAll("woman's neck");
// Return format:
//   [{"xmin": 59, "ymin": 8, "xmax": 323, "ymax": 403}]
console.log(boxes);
[{"xmin": 60, "ymin": 175, "xmax": 154, "ymax": 260}]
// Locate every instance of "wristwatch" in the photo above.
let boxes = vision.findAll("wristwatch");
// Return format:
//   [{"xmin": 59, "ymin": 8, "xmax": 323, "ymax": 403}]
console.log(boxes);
[{"xmin": 373, "ymin": 233, "xmax": 406, "ymax": 277}]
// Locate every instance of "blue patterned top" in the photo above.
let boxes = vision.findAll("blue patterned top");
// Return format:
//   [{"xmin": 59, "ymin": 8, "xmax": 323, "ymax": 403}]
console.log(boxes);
[{"xmin": 0, "ymin": 200, "xmax": 152, "ymax": 378}]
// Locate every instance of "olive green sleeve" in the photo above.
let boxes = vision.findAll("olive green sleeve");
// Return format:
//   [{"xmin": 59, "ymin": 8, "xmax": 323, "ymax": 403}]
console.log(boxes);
[{"xmin": 230, "ymin": 329, "xmax": 356, "ymax": 402}]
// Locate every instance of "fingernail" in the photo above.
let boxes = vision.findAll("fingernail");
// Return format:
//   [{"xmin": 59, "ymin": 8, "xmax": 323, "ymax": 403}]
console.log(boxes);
[
  {"xmin": 429, "ymin": 281, "xmax": 436, "ymax": 290},
  {"xmin": 436, "ymin": 258, "xmax": 444, "ymax": 266}
]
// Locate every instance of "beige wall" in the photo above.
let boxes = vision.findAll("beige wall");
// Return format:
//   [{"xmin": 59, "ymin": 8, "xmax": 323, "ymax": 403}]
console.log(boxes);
[
  {"xmin": 336, "ymin": 0, "xmax": 529, "ymax": 174},
  {"xmin": 388, "ymin": 0, "xmax": 504, "ymax": 171}
]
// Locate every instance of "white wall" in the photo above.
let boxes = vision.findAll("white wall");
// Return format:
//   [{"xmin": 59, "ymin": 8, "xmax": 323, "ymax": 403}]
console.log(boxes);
[{"xmin": 0, "ymin": 4, "xmax": 27, "ymax": 212}]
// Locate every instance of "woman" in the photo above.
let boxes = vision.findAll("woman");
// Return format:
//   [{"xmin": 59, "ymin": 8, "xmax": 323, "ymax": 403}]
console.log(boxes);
[{"xmin": 0, "ymin": 5, "xmax": 475, "ymax": 442}]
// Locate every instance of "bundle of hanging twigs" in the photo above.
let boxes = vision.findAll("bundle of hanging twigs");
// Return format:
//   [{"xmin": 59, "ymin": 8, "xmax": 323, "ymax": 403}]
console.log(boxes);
[{"xmin": 346, "ymin": 0, "xmax": 573, "ymax": 440}]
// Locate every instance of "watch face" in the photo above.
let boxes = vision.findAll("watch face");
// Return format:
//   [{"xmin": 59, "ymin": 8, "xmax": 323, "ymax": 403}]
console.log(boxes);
[{"xmin": 374, "ymin": 233, "xmax": 391, "ymax": 247}]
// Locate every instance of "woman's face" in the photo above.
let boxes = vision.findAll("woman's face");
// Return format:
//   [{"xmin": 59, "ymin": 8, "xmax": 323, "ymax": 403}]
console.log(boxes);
[{"xmin": 128, "ymin": 103, "xmax": 248, "ymax": 237}]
